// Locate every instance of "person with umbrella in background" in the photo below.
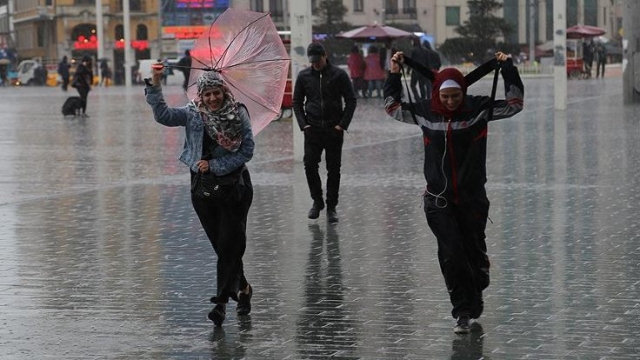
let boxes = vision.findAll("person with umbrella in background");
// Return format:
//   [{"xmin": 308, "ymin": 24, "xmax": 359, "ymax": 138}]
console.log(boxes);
[
  {"xmin": 384, "ymin": 51, "xmax": 524, "ymax": 334},
  {"xmin": 145, "ymin": 65, "xmax": 255, "ymax": 327},
  {"xmin": 293, "ymin": 43, "xmax": 357, "ymax": 223}
]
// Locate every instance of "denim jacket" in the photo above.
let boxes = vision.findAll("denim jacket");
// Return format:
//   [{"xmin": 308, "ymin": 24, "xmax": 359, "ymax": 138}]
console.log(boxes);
[{"xmin": 145, "ymin": 85, "xmax": 254, "ymax": 175}]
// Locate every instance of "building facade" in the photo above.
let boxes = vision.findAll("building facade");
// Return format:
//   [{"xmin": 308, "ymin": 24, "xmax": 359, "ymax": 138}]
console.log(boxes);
[
  {"xmin": 10, "ymin": 0, "xmax": 159, "ymax": 84},
  {"xmin": 4, "ymin": 0, "xmax": 623, "ymax": 78}
]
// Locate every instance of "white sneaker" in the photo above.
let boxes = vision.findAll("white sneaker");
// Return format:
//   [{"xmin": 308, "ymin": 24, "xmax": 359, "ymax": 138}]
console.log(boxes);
[{"xmin": 454, "ymin": 315, "xmax": 471, "ymax": 334}]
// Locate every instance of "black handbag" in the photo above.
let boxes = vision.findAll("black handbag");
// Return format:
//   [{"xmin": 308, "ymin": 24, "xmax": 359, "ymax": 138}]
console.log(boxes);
[{"xmin": 191, "ymin": 166, "xmax": 244, "ymax": 200}]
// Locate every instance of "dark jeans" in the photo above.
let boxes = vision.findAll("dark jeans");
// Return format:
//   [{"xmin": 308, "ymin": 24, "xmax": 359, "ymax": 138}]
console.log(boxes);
[
  {"xmin": 596, "ymin": 60, "xmax": 606, "ymax": 78},
  {"xmin": 303, "ymin": 127, "xmax": 344, "ymax": 209},
  {"xmin": 424, "ymin": 195, "xmax": 490, "ymax": 319},
  {"xmin": 191, "ymin": 169, "xmax": 253, "ymax": 303}
]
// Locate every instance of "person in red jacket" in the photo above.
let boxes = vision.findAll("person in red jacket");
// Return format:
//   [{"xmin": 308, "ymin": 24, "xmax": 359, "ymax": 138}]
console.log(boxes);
[
  {"xmin": 384, "ymin": 51, "xmax": 524, "ymax": 334},
  {"xmin": 347, "ymin": 45, "xmax": 367, "ymax": 98}
]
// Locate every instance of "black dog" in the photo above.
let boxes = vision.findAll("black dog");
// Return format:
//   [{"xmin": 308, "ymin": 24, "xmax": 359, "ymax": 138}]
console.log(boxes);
[{"xmin": 61, "ymin": 96, "xmax": 85, "ymax": 117}]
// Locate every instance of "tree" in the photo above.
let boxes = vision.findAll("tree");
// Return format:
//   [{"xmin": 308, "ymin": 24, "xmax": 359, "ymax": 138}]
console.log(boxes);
[
  {"xmin": 440, "ymin": 0, "xmax": 515, "ymax": 64},
  {"xmin": 313, "ymin": 0, "xmax": 349, "ymax": 35}
]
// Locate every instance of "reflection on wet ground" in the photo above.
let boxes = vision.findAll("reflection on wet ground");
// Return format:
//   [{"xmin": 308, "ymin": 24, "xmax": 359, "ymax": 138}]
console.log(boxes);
[{"xmin": 0, "ymin": 77, "xmax": 639, "ymax": 359}]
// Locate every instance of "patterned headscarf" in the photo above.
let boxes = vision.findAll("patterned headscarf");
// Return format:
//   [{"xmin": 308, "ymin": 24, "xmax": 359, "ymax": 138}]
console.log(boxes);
[{"xmin": 191, "ymin": 71, "xmax": 244, "ymax": 152}]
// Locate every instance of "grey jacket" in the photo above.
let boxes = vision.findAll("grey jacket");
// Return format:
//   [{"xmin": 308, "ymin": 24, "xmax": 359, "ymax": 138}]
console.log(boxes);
[{"xmin": 145, "ymin": 85, "xmax": 254, "ymax": 175}]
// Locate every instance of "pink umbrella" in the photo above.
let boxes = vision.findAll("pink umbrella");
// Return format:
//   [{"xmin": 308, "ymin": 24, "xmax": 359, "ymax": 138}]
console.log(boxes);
[
  {"xmin": 336, "ymin": 24, "xmax": 415, "ymax": 41},
  {"xmin": 566, "ymin": 25, "xmax": 606, "ymax": 39},
  {"xmin": 186, "ymin": 9, "xmax": 290, "ymax": 135}
]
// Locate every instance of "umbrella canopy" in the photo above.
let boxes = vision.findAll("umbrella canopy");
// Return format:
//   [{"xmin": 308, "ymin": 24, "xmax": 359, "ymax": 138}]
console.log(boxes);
[
  {"xmin": 186, "ymin": 8, "xmax": 290, "ymax": 135},
  {"xmin": 566, "ymin": 25, "xmax": 606, "ymax": 39},
  {"xmin": 336, "ymin": 24, "xmax": 414, "ymax": 41}
]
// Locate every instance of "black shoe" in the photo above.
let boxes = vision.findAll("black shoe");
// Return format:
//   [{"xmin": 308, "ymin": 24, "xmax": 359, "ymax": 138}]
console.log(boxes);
[
  {"xmin": 454, "ymin": 315, "xmax": 471, "ymax": 334},
  {"xmin": 208, "ymin": 303, "xmax": 226, "ymax": 327},
  {"xmin": 308, "ymin": 201, "xmax": 325, "ymax": 219},
  {"xmin": 236, "ymin": 284, "xmax": 252, "ymax": 316},
  {"xmin": 327, "ymin": 208, "xmax": 339, "ymax": 223}
]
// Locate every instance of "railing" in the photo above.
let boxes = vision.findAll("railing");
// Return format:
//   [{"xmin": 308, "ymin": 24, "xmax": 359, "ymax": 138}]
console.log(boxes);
[{"xmin": 385, "ymin": 12, "xmax": 417, "ymax": 20}]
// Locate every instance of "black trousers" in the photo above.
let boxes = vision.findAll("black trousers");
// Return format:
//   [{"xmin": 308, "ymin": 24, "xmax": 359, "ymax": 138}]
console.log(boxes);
[
  {"xmin": 191, "ymin": 170, "xmax": 253, "ymax": 303},
  {"xmin": 303, "ymin": 127, "xmax": 344, "ymax": 209},
  {"xmin": 76, "ymin": 87, "xmax": 89, "ymax": 113},
  {"xmin": 424, "ymin": 195, "xmax": 490, "ymax": 319}
]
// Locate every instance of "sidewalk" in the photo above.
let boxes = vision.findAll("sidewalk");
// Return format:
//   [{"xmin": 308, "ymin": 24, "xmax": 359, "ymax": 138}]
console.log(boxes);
[{"xmin": 0, "ymin": 74, "xmax": 638, "ymax": 359}]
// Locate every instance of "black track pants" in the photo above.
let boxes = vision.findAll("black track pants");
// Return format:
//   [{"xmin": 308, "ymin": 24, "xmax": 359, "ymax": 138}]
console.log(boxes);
[{"xmin": 424, "ymin": 195, "xmax": 490, "ymax": 318}]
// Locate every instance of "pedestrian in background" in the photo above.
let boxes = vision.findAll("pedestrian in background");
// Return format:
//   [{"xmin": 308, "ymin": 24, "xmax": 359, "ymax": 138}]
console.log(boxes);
[
  {"xmin": 595, "ymin": 42, "xmax": 607, "ymax": 78},
  {"xmin": 57, "ymin": 55, "xmax": 71, "ymax": 91},
  {"xmin": 347, "ymin": 45, "xmax": 367, "ymax": 98},
  {"xmin": 384, "ymin": 51, "xmax": 524, "ymax": 334},
  {"xmin": 410, "ymin": 38, "xmax": 429, "ymax": 100},
  {"xmin": 292, "ymin": 43, "xmax": 357, "ymax": 223},
  {"xmin": 582, "ymin": 39, "xmax": 595, "ymax": 78},
  {"xmin": 363, "ymin": 45, "xmax": 385, "ymax": 98},
  {"xmin": 99, "ymin": 58, "xmax": 112, "ymax": 87},
  {"xmin": 145, "ymin": 64, "xmax": 255, "ymax": 327},
  {"xmin": 423, "ymin": 40, "xmax": 442, "ymax": 99},
  {"xmin": 72, "ymin": 55, "xmax": 93, "ymax": 117},
  {"xmin": 177, "ymin": 49, "xmax": 192, "ymax": 91}
]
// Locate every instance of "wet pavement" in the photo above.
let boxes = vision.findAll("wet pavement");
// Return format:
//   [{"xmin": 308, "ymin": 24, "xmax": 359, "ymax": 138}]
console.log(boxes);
[{"xmin": 0, "ymin": 70, "xmax": 639, "ymax": 359}]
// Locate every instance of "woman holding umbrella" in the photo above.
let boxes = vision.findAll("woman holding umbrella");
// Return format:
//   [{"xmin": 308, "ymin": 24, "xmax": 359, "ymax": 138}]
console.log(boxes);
[{"xmin": 144, "ymin": 64, "xmax": 255, "ymax": 327}]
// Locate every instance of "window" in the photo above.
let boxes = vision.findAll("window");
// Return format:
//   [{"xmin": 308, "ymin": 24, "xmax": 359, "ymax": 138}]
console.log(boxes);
[
  {"xmin": 75, "ymin": 0, "xmax": 94, "ymax": 5},
  {"xmin": 385, "ymin": 0, "xmax": 398, "ymax": 15},
  {"xmin": 403, "ymin": 0, "xmax": 416, "ymax": 14},
  {"xmin": 250, "ymin": 0, "xmax": 264, "ymax": 12},
  {"xmin": 37, "ymin": 24, "xmax": 45, "ymax": 47},
  {"xmin": 269, "ymin": 0, "xmax": 283, "ymax": 22},
  {"xmin": 136, "ymin": 24, "xmax": 148, "ymax": 40},
  {"xmin": 353, "ymin": 0, "xmax": 363, "ymax": 12},
  {"xmin": 445, "ymin": 6, "xmax": 460, "ymax": 26}
]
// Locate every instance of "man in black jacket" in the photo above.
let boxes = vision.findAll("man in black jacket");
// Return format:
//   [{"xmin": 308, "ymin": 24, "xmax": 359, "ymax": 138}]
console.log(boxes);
[{"xmin": 293, "ymin": 43, "xmax": 357, "ymax": 223}]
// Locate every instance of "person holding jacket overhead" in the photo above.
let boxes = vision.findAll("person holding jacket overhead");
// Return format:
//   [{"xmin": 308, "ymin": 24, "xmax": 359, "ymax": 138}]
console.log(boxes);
[
  {"xmin": 293, "ymin": 42, "xmax": 357, "ymax": 223},
  {"xmin": 384, "ymin": 51, "xmax": 524, "ymax": 334}
]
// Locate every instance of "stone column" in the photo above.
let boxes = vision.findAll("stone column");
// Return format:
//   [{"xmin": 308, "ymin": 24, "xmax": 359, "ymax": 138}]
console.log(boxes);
[
  {"xmin": 288, "ymin": 0, "xmax": 312, "ymax": 162},
  {"xmin": 622, "ymin": 0, "xmax": 640, "ymax": 104}
]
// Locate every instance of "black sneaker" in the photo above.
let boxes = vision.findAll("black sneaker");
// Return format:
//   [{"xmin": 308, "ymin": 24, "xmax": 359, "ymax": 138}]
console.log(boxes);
[
  {"xmin": 236, "ymin": 284, "xmax": 252, "ymax": 316},
  {"xmin": 454, "ymin": 315, "xmax": 471, "ymax": 334},
  {"xmin": 308, "ymin": 201, "xmax": 325, "ymax": 219},
  {"xmin": 208, "ymin": 303, "xmax": 226, "ymax": 327},
  {"xmin": 327, "ymin": 208, "xmax": 339, "ymax": 223}
]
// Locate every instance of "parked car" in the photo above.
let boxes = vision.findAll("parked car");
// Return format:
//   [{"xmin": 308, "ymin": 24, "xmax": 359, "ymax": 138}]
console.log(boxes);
[{"xmin": 14, "ymin": 59, "xmax": 48, "ymax": 86}]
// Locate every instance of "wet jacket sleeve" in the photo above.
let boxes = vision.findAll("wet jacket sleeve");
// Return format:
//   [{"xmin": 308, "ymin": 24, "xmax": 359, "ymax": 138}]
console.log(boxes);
[
  {"xmin": 383, "ymin": 72, "xmax": 430, "ymax": 127},
  {"xmin": 145, "ymin": 85, "xmax": 189, "ymax": 126},
  {"xmin": 403, "ymin": 55, "xmax": 435, "ymax": 81},
  {"xmin": 292, "ymin": 74, "xmax": 308, "ymax": 130},
  {"xmin": 209, "ymin": 106, "xmax": 254, "ymax": 176},
  {"xmin": 490, "ymin": 58, "xmax": 524, "ymax": 121}
]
